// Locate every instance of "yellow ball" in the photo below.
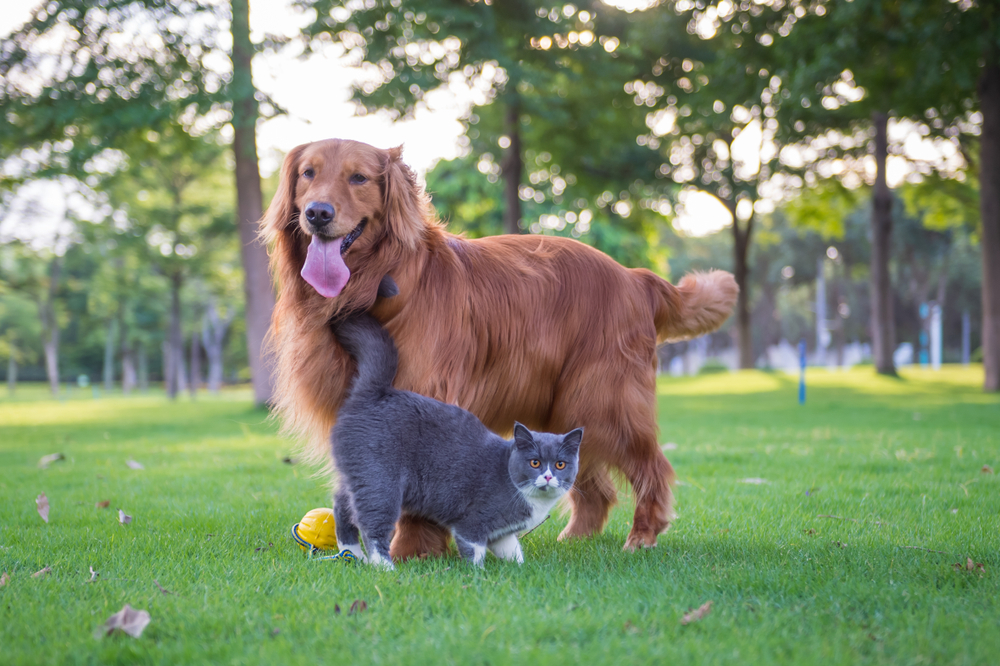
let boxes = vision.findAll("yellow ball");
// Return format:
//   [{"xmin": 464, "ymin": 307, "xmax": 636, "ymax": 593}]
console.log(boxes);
[{"xmin": 292, "ymin": 508, "xmax": 339, "ymax": 552}]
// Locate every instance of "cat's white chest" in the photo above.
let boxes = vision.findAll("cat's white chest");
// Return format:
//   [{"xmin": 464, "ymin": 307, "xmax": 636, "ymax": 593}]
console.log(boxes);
[{"xmin": 521, "ymin": 492, "xmax": 560, "ymax": 534}]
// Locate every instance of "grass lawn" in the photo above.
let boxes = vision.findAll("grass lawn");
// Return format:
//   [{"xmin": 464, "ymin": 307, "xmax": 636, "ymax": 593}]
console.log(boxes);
[{"xmin": 1, "ymin": 367, "xmax": 998, "ymax": 665}]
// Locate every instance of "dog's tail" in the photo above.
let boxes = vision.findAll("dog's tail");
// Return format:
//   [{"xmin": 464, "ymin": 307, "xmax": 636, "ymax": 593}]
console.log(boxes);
[
  {"xmin": 330, "ymin": 312, "xmax": 398, "ymax": 399},
  {"xmin": 638, "ymin": 269, "xmax": 739, "ymax": 343}
]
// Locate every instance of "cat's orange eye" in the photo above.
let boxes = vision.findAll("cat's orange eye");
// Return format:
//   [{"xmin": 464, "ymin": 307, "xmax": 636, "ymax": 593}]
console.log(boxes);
[
  {"xmin": 530, "ymin": 460, "xmax": 541, "ymax": 468},
  {"xmin": 555, "ymin": 461, "xmax": 566, "ymax": 470}
]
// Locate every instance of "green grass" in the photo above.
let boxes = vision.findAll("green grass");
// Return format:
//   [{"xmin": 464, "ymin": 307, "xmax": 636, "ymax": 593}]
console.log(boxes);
[{"xmin": 1, "ymin": 367, "xmax": 998, "ymax": 665}]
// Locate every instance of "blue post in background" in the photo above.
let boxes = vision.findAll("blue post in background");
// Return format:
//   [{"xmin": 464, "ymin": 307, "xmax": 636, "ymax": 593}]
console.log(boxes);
[{"xmin": 798, "ymin": 339, "xmax": 807, "ymax": 405}]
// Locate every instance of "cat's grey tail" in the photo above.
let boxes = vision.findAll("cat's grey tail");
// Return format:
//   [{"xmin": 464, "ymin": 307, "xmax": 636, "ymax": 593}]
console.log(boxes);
[{"xmin": 331, "ymin": 313, "xmax": 398, "ymax": 398}]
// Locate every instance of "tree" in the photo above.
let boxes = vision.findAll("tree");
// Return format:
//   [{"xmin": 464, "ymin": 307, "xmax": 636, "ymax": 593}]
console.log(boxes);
[
  {"xmin": 0, "ymin": 0, "xmax": 277, "ymax": 405},
  {"xmin": 624, "ymin": 2, "xmax": 795, "ymax": 368},
  {"xmin": 768, "ymin": 0, "xmax": 980, "ymax": 377},
  {"xmin": 98, "ymin": 125, "xmax": 235, "ymax": 399},
  {"xmin": 0, "ymin": 271, "xmax": 42, "ymax": 394},
  {"xmin": 0, "ymin": 240, "xmax": 67, "ymax": 395},
  {"xmin": 300, "ymin": 1, "xmax": 660, "ymax": 237}
]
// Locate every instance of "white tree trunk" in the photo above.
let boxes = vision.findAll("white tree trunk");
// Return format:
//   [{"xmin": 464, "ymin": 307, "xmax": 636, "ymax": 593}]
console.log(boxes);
[
  {"xmin": 7, "ymin": 355, "xmax": 15, "ymax": 395},
  {"xmin": 103, "ymin": 319, "xmax": 116, "ymax": 392}
]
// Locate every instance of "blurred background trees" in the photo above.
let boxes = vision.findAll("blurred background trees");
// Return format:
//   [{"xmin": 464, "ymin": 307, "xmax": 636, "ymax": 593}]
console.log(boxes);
[{"xmin": 1, "ymin": 0, "xmax": 997, "ymax": 394}]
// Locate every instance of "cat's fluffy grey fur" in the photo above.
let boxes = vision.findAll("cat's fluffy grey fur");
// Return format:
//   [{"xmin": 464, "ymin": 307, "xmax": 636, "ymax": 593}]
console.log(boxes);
[{"xmin": 330, "ymin": 312, "xmax": 583, "ymax": 569}]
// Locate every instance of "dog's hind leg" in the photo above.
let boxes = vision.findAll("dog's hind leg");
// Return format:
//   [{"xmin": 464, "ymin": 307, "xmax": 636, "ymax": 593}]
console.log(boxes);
[
  {"xmin": 619, "ymin": 438, "xmax": 676, "ymax": 551},
  {"xmin": 615, "ymin": 376, "xmax": 676, "ymax": 551},
  {"xmin": 389, "ymin": 514, "xmax": 451, "ymax": 561}
]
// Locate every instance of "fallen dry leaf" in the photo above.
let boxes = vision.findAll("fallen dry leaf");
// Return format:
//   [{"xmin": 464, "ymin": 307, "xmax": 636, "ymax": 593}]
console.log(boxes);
[
  {"xmin": 87, "ymin": 566, "xmax": 98, "ymax": 583},
  {"xmin": 804, "ymin": 529, "xmax": 817, "ymax": 536},
  {"xmin": 681, "ymin": 601, "xmax": 712, "ymax": 625},
  {"xmin": 0, "ymin": 571, "xmax": 9, "ymax": 587},
  {"xmin": 32, "ymin": 566, "xmax": 51, "ymax": 578},
  {"xmin": 126, "ymin": 460, "xmax": 144, "ymax": 470},
  {"xmin": 118, "ymin": 509, "xmax": 133, "ymax": 525},
  {"xmin": 982, "ymin": 465, "xmax": 994, "ymax": 474},
  {"xmin": 153, "ymin": 579, "xmax": 173, "ymax": 595},
  {"xmin": 98, "ymin": 604, "xmax": 151, "ymax": 638},
  {"xmin": 36, "ymin": 493, "xmax": 49, "ymax": 523},
  {"xmin": 953, "ymin": 558, "xmax": 985, "ymax": 575},
  {"xmin": 334, "ymin": 604, "xmax": 341, "ymax": 615},
  {"xmin": 623, "ymin": 620, "xmax": 641, "ymax": 634},
  {"xmin": 96, "ymin": 500, "xmax": 110, "ymax": 509},
  {"xmin": 349, "ymin": 600, "xmax": 368, "ymax": 615},
  {"xmin": 834, "ymin": 540, "xmax": 848, "ymax": 548},
  {"xmin": 38, "ymin": 453, "xmax": 65, "ymax": 469}
]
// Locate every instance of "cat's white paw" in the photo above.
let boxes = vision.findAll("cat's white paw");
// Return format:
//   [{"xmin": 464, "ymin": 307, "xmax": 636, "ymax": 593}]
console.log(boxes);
[
  {"xmin": 338, "ymin": 542, "xmax": 367, "ymax": 563},
  {"xmin": 488, "ymin": 534, "xmax": 524, "ymax": 564},
  {"xmin": 367, "ymin": 549, "xmax": 396, "ymax": 571}
]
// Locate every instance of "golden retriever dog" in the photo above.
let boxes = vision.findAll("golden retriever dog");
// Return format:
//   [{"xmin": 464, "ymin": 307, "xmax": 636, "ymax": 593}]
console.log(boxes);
[{"xmin": 260, "ymin": 139, "xmax": 738, "ymax": 557}]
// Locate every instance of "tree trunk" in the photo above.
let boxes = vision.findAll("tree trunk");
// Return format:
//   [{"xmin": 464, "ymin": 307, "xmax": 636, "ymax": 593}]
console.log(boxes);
[
  {"xmin": 7, "ymin": 354, "xmax": 15, "ymax": 395},
  {"xmin": 177, "ymin": 338, "xmax": 189, "ymax": 394},
  {"xmin": 500, "ymin": 96, "xmax": 523, "ymax": 235},
  {"xmin": 203, "ymin": 303, "xmax": 232, "ymax": 393},
  {"xmin": 122, "ymin": 344, "xmax": 137, "ymax": 395},
  {"xmin": 120, "ymin": 314, "xmax": 136, "ymax": 395},
  {"xmin": 39, "ymin": 255, "xmax": 62, "ymax": 396},
  {"xmin": 189, "ymin": 329, "xmax": 201, "ymax": 399},
  {"xmin": 103, "ymin": 319, "xmax": 115, "ymax": 392},
  {"xmin": 162, "ymin": 339, "xmax": 174, "ymax": 396},
  {"xmin": 870, "ymin": 111, "xmax": 897, "ymax": 376},
  {"xmin": 167, "ymin": 272, "xmax": 183, "ymax": 399},
  {"xmin": 231, "ymin": 0, "xmax": 275, "ymax": 408},
  {"xmin": 732, "ymin": 215, "xmax": 754, "ymax": 369},
  {"xmin": 138, "ymin": 342, "xmax": 148, "ymax": 391},
  {"xmin": 979, "ymin": 64, "xmax": 1000, "ymax": 391}
]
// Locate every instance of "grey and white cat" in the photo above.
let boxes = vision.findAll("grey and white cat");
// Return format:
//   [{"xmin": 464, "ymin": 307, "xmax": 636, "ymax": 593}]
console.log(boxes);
[{"xmin": 330, "ymin": 310, "xmax": 583, "ymax": 569}]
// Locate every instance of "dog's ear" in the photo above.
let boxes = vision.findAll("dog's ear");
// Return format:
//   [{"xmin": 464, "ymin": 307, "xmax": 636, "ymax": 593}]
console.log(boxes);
[
  {"xmin": 380, "ymin": 146, "xmax": 427, "ymax": 250},
  {"xmin": 259, "ymin": 144, "xmax": 305, "ymax": 245}
]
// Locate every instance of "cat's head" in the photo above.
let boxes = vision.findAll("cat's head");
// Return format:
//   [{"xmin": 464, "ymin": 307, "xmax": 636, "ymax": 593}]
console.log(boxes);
[{"xmin": 508, "ymin": 422, "xmax": 584, "ymax": 499}]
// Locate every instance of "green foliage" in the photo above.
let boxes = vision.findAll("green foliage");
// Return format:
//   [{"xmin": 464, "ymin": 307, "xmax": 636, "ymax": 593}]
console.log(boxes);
[
  {"xmin": 424, "ymin": 154, "xmax": 504, "ymax": 238},
  {"xmin": 1, "ymin": 369, "xmax": 999, "ymax": 663},
  {"xmin": 0, "ymin": 0, "xmax": 235, "ymax": 175},
  {"xmin": 301, "ymin": 1, "xmax": 665, "ymax": 244},
  {"xmin": 900, "ymin": 175, "xmax": 980, "ymax": 236},
  {"xmin": 783, "ymin": 180, "xmax": 866, "ymax": 240}
]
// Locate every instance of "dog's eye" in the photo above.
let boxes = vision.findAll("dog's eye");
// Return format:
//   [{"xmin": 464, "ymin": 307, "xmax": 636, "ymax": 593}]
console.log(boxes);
[
  {"xmin": 530, "ymin": 460, "xmax": 540, "ymax": 469},
  {"xmin": 350, "ymin": 173, "xmax": 368, "ymax": 184},
  {"xmin": 302, "ymin": 168, "xmax": 315, "ymax": 179},
  {"xmin": 555, "ymin": 461, "xmax": 566, "ymax": 470}
]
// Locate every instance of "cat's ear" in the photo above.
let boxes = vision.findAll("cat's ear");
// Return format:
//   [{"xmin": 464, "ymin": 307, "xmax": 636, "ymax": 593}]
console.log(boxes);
[
  {"xmin": 560, "ymin": 428, "xmax": 584, "ymax": 456},
  {"xmin": 513, "ymin": 422, "xmax": 535, "ymax": 452}
]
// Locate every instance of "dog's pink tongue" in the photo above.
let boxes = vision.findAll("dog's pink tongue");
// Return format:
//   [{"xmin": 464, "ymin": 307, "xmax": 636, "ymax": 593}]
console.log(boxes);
[{"xmin": 301, "ymin": 235, "xmax": 350, "ymax": 298}]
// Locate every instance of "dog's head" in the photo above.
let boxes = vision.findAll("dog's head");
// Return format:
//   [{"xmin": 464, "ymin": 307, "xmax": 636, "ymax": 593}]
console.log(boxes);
[{"xmin": 261, "ymin": 139, "xmax": 428, "ymax": 308}]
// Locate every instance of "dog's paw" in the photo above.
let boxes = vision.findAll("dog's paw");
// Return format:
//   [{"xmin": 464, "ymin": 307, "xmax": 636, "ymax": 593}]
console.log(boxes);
[{"xmin": 623, "ymin": 531, "xmax": 658, "ymax": 552}]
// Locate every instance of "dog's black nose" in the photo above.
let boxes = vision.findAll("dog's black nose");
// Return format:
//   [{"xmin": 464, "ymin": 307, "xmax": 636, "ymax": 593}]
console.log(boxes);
[{"xmin": 304, "ymin": 202, "xmax": 335, "ymax": 228}]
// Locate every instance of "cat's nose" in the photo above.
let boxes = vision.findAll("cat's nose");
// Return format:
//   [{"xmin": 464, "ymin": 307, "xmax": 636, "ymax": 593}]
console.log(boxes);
[{"xmin": 544, "ymin": 473, "xmax": 553, "ymax": 481}]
